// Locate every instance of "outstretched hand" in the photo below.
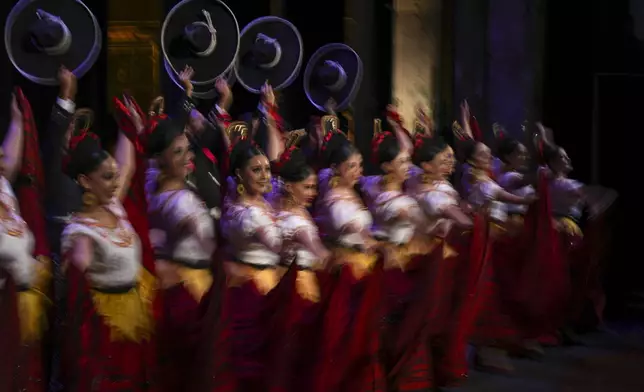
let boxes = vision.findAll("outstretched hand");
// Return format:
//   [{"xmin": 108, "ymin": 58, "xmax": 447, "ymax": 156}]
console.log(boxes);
[
  {"xmin": 178, "ymin": 65, "xmax": 195, "ymax": 95},
  {"xmin": 10, "ymin": 94, "xmax": 21, "ymax": 122}
]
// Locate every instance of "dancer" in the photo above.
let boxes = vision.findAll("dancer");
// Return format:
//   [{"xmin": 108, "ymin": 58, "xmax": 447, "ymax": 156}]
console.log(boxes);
[
  {"xmin": 314, "ymin": 124, "xmax": 384, "ymax": 392},
  {"xmin": 270, "ymin": 142, "xmax": 331, "ymax": 392},
  {"xmin": 220, "ymin": 137, "xmax": 284, "ymax": 391},
  {"xmin": 60, "ymin": 123, "xmax": 155, "ymax": 391},
  {"xmin": 0, "ymin": 93, "xmax": 52, "ymax": 392}
]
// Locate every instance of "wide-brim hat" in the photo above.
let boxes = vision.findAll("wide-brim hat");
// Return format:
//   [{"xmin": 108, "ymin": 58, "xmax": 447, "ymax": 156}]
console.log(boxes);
[
  {"xmin": 303, "ymin": 43, "xmax": 362, "ymax": 112},
  {"xmin": 234, "ymin": 16, "xmax": 303, "ymax": 94},
  {"xmin": 163, "ymin": 57, "xmax": 236, "ymax": 100},
  {"xmin": 161, "ymin": 0, "xmax": 239, "ymax": 88},
  {"xmin": 5, "ymin": 0, "xmax": 102, "ymax": 86}
]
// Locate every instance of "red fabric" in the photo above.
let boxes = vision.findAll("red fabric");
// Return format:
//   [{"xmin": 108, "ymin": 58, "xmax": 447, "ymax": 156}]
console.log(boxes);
[
  {"xmin": 265, "ymin": 104, "xmax": 284, "ymax": 134},
  {"xmin": 468, "ymin": 116, "xmax": 483, "ymax": 142},
  {"xmin": 381, "ymin": 254, "xmax": 435, "ymax": 391},
  {"xmin": 514, "ymin": 172, "xmax": 570, "ymax": 336},
  {"xmin": 437, "ymin": 216, "xmax": 490, "ymax": 384},
  {"xmin": 0, "ymin": 272, "xmax": 45, "ymax": 392},
  {"xmin": 60, "ymin": 263, "xmax": 155, "ymax": 392},
  {"xmin": 113, "ymin": 96, "xmax": 156, "ymax": 275},
  {"xmin": 219, "ymin": 265, "xmax": 295, "ymax": 392},
  {"xmin": 314, "ymin": 261, "xmax": 385, "ymax": 392},
  {"xmin": 269, "ymin": 269, "xmax": 332, "ymax": 392},
  {"xmin": 14, "ymin": 88, "xmax": 50, "ymax": 260}
]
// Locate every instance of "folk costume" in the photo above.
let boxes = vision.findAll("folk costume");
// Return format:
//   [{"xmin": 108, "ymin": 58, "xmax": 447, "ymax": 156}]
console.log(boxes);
[
  {"xmin": 0, "ymin": 89, "xmax": 52, "ymax": 392},
  {"xmin": 314, "ymin": 127, "xmax": 385, "ymax": 392},
  {"xmin": 60, "ymin": 133, "xmax": 155, "ymax": 392}
]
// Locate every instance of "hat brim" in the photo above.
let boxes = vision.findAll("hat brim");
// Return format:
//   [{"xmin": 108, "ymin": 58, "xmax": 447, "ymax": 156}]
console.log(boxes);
[
  {"xmin": 161, "ymin": 0, "xmax": 239, "ymax": 87},
  {"xmin": 303, "ymin": 43, "xmax": 362, "ymax": 112},
  {"xmin": 4, "ymin": 0, "xmax": 102, "ymax": 86},
  {"xmin": 234, "ymin": 16, "xmax": 303, "ymax": 94},
  {"xmin": 164, "ymin": 58, "xmax": 235, "ymax": 100}
]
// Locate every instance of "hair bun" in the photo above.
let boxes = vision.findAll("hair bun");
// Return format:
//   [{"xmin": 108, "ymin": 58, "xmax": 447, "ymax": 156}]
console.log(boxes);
[{"xmin": 65, "ymin": 133, "xmax": 107, "ymax": 179}]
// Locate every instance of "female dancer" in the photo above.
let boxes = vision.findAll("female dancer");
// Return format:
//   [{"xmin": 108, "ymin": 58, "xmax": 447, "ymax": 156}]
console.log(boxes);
[
  {"xmin": 220, "ymin": 138, "xmax": 283, "ymax": 391},
  {"xmin": 454, "ymin": 106, "xmax": 537, "ymax": 372},
  {"xmin": 0, "ymin": 93, "xmax": 52, "ymax": 392},
  {"xmin": 409, "ymin": 132, "xmax": 476, "ymax": 388},
  {"xmin": 60, "ymin": 125, "xmax": 155, "ymax": 391},
  {"xmin": 314, "ymin": 125, "xmax": 384, "ymax": 392},
  {"xmin": 145, "ymin": 115, "xmax": 216, "ymax": 392},
  {"xmin": 368, "ymin": 121, "xmax": 440, "ymax": 391},
  {"xmin": 270, "ymin": 143, "xmax": 331, "ymax": 392}
]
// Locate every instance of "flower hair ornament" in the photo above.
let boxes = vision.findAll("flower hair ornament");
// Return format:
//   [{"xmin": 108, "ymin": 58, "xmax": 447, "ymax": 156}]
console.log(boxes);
[
  {"xmin": 63, "ymin": 129, "xmax": 101, "ymax": 176},
  {"xmin": 370, "ymin": 120, "xmax": 393, "ymax": 165}
]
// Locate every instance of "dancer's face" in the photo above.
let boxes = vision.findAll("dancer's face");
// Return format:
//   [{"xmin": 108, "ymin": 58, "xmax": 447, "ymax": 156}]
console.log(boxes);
[
  {"xmin": 336, "ymin": 152, "xmax": 363, "ymax": 187},
  {"xmin": 78, "ymin": 156, "xmax": 120, "ymax": 205},
  {"xmin": 286, "ymin": 173, "xmax": 318, "ymax": 207},
  {"xmin": 382, "ymin": 150, "xmax": 412, "ymax": 183},
  {"xmin": 160, "ymin": 134, "xmax": 194, "ymax": 180},
  {"xmin": 551, "ymin": 147, "xmax": 573, "ymax": 174},
  {"xmin": 506, "ymin": 143, "xmax": 528, "ymax": 171},
  {"xmin": 471, "ymin": 142, "xmax": 492, "ymax": 171},
  {"xmin": 238, "ymin": 154, "xmax": 272, "ymax": 195},
  {"xmin": 421, "ymin": 146, "xmax": 455, "ymax": 180}
]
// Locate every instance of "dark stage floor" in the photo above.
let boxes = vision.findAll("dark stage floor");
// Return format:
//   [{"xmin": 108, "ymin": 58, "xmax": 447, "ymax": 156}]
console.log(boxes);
[{"xmin": 453, "ymin": 324, "xmax": 644, "ymax": 392}]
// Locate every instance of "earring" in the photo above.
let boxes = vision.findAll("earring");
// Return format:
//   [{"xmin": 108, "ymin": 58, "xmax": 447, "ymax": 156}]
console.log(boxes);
[
  {"xmin": 421, "ymin": 174, "xmax": 432, "ymax": 184},
  {"xmin": 236, "ymin": 183, "xmax": 245, "ymax": 196},
  {"xmin": 265, "ymin": 182, "xmax": 273, "ymax": 194},
  {"xmin": 329, "ymin": 176, "xmax": 340, "ymax": 188},
  {"xmin": 82, "ymin": 192, "xmax": 98, "ymax": 208},
  {"xmin": 381, "ymin": 174, "xmax": 392, "ymax": 186}
]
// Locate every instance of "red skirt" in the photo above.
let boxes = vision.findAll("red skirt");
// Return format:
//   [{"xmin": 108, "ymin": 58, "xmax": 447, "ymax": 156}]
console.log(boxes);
[
  {"xmin": 270, "ymin": 268, "xmax": 333, "ymax": 392},
  {"xmin": 314, "ymin": 255, "xmax": 385, "ymax": 392},
  {"xmin": 435, "ymin": 215, "xmax": 491, "ymax": 385},
  {"xmin": 219, "ymin": 263, "xmax": 296, "ymax": 392},
  {"xmin": 60, "ymin": 265, "xmax": 155, "ymax": 392},
  {"xmin": 0, "ymin": 273, "xmax": 46, "ymax": 392},
  {"xmin": 381, "ymin": 252, "xmax": 436, "ymax": 392}
]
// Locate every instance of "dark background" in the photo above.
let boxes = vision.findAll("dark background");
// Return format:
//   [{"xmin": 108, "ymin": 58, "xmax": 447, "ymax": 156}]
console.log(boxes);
[{"xmin": 0, "ymin": 0, "xmax": 641, "ymax": 317}]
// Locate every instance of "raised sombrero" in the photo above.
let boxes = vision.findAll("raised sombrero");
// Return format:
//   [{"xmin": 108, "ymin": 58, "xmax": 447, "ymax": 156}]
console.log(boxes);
[
  {"xmin": 5, "ymin": 0, "xmax": 103, "ymax": 86},
  {"xmin": 303, "ymin": 43, "xmax": 362, "ymax": 112},
  {"xmin": 234, "ymin": 16, "xmax": 303, "ymax": 94}
]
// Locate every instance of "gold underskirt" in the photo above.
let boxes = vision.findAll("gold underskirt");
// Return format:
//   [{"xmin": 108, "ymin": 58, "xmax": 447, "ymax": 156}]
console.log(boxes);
[
  {"xmin": 330, "ymin": 248, "xmax": 378, "ymax": 280},
  {"xmin": 18, "ymin": 256, "xmax": 53, "ymax": 344},
  {"xmin": 155, "ymin": 260, "xmax": 213, "ymax": 302},
  {"xmin": 225, "ymin": 262, "xmax": 280, "ymax": 295},
  {"xmin": 90, "ymin": 268, "xmax": 156, "ymax": 342},
  {"xmin": 556, "ymin": 217, "xmax": 583, "ymax": 238},
  {"xmin": 383, "ymin": 236, "xmax": 458, "ymax": 271}
]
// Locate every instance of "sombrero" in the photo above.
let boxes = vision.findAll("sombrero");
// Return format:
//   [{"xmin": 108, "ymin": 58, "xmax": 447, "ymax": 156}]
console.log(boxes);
[
  {"xmin": 234, "ymin": 16, "xmax": 303, "ymax": 94},
  {"xmin": 161, "ymin": 0, "xmax": 239, "ymax": 89},
  {"xmin": 163, "ymin": 57, "xmax": 236, "ymax": 100},
  {"xmin": 4, "ymin": 0, "xmax": 102, "ymax": 86},
  {"xmin": 303, "ymin": 43, "xmax": 362, "ymax": 112}
]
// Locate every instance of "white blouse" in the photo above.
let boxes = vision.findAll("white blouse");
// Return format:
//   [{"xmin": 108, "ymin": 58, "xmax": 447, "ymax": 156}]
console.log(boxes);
[
  {"xmin": 0, "ymin": 177, "xmax": 36, "ymax": 287},
  {"xmin": 365, "ymin": 176, "xmax": 422, "ymax": 244},
  {"xmin": 222, "ymin": 202, "xmax": 281, "ymax": 266},
  {"xmin": 497, "ymin": 171, "xmax": 535, "ymax": 215},
  {"xmin": 315, "ymin": 189, "xmax": 373, "ymax": 248},
  {"xmin": 61, "ymin": 200, "xmax": 141, "ymax": 290},
  {"xmin": 147, "ymin": 188, "xmax": 215, "ymax": 265},
  {"xmin": 468, "ymin": 177, "xmax": 506, "ymax": 222},
  {"xmin": 549, "ymin": 177, "xmax": 584, "ymax": 220},
  {"xmin": 416, "ymin": 180, "xmax": 459, "ymax": 235},
  {"xmin": 277, "ymin": 211, "xmax": 319, "ymax": 268}
]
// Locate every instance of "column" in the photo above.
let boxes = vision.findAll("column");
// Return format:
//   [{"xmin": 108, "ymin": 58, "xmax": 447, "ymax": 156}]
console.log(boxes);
[{"xmin": 392, "ymin": 0, "xmax": 443, "ymax": 131}]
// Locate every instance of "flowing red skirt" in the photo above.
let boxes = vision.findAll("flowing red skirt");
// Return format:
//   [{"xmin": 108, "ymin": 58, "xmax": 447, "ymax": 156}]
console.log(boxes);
[
  {"xmin": 314, "ymin": 260, "xmax": 385, "ymax": 392},
  {"xmin": 0, "ymin": 273, "xmax": 46, "ymax": 392},
  {"xmin": 269, "ymin": 268, "xmax": 334, "ymax": 392},
  {"xmin": 381, "ymin": 252, "xmax": 438, "ymax": 392},
  {"xmin": 435, "ymin": 215, "xmax": 491, "ymax": 386},
  {"xmin": 60, "ymin": 264, "xmax": 155, "ymax": 392},
  {"xmin": 217, "ymin": 264, "xmax": 296, "ymax": 392}
]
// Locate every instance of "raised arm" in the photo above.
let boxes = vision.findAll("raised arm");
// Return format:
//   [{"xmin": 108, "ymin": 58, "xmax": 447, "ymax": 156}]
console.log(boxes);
[
  {"xmin": 260, "ymin": 83, "xmax": 283, "ymax": 161},
  {"xmin": 2, "ymin": 95, "xmax": 24, "ymax": 183}
]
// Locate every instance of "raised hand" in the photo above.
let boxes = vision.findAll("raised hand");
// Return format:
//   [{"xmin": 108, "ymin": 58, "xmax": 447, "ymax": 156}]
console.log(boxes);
[
  {"xmin": 261, "ymin": 82, "xmax": 275, "ymax": 106},
  {"xmin": 123, "ymin": 95, "xmax": 145, "ymax": 134},
  {"xmin": 58, "ymin": 66, "xmax": 77, "ymax": 100},
  {"xmin": 10, "ymin": 94, "xmax": 22, "ymax": 123},
  {"xmin": 178, "ymin": 65, "xmax": 195, "ymax": 95}
]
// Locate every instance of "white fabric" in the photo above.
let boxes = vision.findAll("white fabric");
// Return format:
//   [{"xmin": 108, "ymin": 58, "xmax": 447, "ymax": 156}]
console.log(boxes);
[
  {"xmin": 56, "ymin": 97, "xmax": 76, "ymax": 114},
  {"xmin": 416, "ymin": 180, "xmax": 459, "ymax": 236},
  {"xmin": 370, "ymin": 187, "xmax": 421, "ymax": 244},
  {"xmin": 277, "ymin": 211, "xmax": 319, "ymax": 268},
  {"xmin": 0, "ymin": 177, "xmax": 36, "ymax": 287},
  {"xmin": 61, "ymin": 199, "xmax": 141, "ymax": 289},
  {"xmin": 550, "ymin": 177, "xmax": 584, "ymax": 219},
  {"xmin": 316, "ymin": 189, "xmax": 373, "ymax": 248},
  {"xmin": 147, "ymin": 188, "xmax": 215, "ymax": 263},
  {"xmin": 222, "ymin": 202, "xmax": 281, "ymax": 266},
  {"xmin": 496, "ymin": 171, "xmax": 535, "ymax": 215}
]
